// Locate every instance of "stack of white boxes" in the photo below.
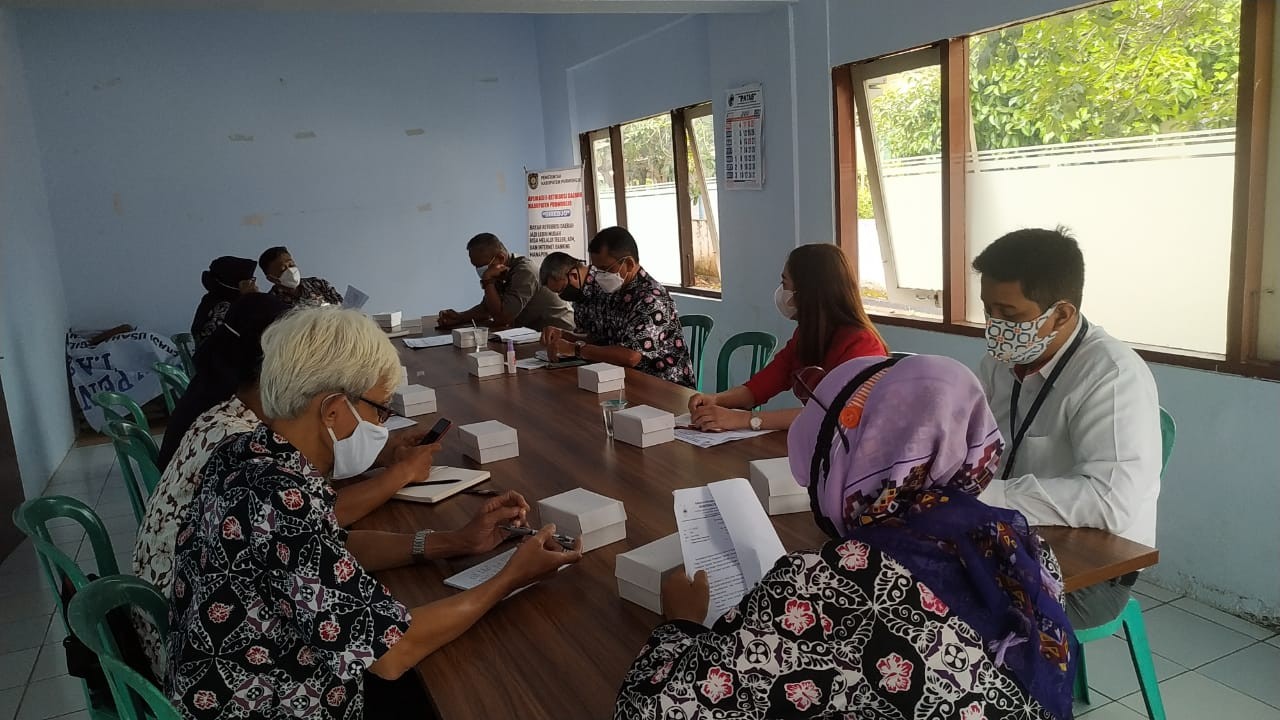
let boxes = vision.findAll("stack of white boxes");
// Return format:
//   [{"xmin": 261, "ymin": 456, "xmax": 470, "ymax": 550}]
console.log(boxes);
[
  {"xmin": 577, "ymin": 363, "xmax": 625, "ymax": 394},
  {"xmin": 748, "ymin": 457, "xmax": 808, "ymax": 515},
  {"xmin": 391, "ymin": 384, "xmax": 436, "ymax": 418},
  {"xmin": 372, "ymin": 311, "xmax": 402, "ymax": 330},
  {"xmin": 615, "ymin": 533, "xmax": 683, "ymax": 614},
  {"xmin": 458, "ymin": 420, "xmax": 519, "ymax": 463},
  {"xmin": 466, "ymin": 350, "xmax": 505, "ymax": 379},
  {"xmin": 612, "ymin": 405, "xmax": 675, "ymax": 448},
  {"xmin": 452, "ymin": 327, "xmax": 486, "ymax": 349},
  {"xmin": 538, "ymin": 488, "xmax": 626, "ymax": 552}
]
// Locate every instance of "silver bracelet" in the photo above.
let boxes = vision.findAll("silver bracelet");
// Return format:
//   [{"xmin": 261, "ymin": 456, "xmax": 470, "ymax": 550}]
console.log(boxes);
[{"xmin": 411, "ymin": 529, "xmax": 435, "ymax": 564}]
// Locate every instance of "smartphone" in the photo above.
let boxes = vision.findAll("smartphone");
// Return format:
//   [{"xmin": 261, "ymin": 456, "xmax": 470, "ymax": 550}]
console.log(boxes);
[{"xmin": 418, "ymin": 418, "xmax": 453, "ymax": 446}]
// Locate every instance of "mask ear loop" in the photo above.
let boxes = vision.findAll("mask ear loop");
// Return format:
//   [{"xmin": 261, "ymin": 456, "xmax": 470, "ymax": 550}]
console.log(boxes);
[{"xmin": 807, "ymin": 357, "xmax": 901, "ymax": 539}]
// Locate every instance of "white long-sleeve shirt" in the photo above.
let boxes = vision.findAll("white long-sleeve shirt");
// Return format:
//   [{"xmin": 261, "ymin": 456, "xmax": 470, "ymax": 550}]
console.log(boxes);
[{"xmin": 977, "ymin": 319, "xmax": 1162, "ymax": 548}]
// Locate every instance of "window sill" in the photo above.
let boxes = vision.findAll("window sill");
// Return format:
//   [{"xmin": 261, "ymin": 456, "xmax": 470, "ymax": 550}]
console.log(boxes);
[{"xmin": 667, "ymin": 286, "xmax": 722, "ymax": 301}]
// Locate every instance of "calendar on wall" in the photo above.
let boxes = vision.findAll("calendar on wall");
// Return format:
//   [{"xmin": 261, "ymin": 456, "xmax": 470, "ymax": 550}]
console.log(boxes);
[{"xmin": 723, "ymin": 83, "xmax": 764, "ymax": 190}]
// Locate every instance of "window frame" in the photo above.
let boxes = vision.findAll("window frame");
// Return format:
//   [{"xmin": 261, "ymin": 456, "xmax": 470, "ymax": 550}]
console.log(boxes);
[
  {"xmin": 580, "ymin": 101, "xmax": 723, "ymax": 299},
  {"xmin": 831, "ymin": 0, "xmax": 1280, "ymax": 380}
]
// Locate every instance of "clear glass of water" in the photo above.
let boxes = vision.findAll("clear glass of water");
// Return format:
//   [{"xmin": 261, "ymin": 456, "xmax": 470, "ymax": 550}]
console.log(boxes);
[
  {"xmin": 471, "ymin": 326, "xmax": 489, "ymax": 354},
  {"xmin": 601, "ymin": 399, "xmax": 628, "ymax": 438}
]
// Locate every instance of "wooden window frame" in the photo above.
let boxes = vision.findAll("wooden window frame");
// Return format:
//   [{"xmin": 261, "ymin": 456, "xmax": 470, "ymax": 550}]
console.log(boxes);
[
  {"xmin": 579, "ymin": 102, "xmax": 722, "ymax": 298},
  {"xmin": 832, "ymin": 0, "xmax": 1280, "ymax": 380}
]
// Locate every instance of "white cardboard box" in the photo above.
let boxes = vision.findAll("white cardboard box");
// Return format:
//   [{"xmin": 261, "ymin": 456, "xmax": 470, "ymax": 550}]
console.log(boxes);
[
  {"xmin": 615, "ymin": 533, "xmax": 682, "ymax": 613},
  {"xmin": 578, "ymin": 363, "xmax": 626, "ymax": 393},
  {"xmin": 373, "ymin": 311, "xmax": 402, "ymax": 328},
  {"xmin": 393, "ymin": 384, "xmax": 435, "ymax": 408},
  {"xmin": 613, "ymin": 405, "xmax": 676, "ymax": 448},
  {"xmin": 748, "ymin": 457, "xmax": 808, "ymax": 515},
  {"xmin": 398, "ymin": 365, "xmax": 409, "ymax": 387},
  {"xmin": 452, "ymin": 327, "xmax": 486, "ymax": 348},
  {"xmin": 459, "ymin": 421, "xmax": 519, "ymax": 464},
  {"xmin": 538, "ymin": 488, "xmax": 626, "ymax": 553},
  {"xmin": 397, "ymin": 401, "xmax": 437, "ymax": 417},
  {"xmin": 466, "ymin": 350, "xmax": 504, "ymax": 377}
]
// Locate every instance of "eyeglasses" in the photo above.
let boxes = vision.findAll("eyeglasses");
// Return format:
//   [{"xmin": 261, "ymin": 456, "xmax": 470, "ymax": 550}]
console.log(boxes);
[
  {"xmin": 792, "ymin": 366, "xmax": 850, "ymax": 452},
  {"xmin": 357, "ymin": 396, "xmax": 399, "ymax": 424}
]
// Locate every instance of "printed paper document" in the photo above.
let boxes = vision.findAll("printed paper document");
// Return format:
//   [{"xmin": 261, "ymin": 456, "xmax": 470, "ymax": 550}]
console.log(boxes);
[{"xmin": 403, "ymin": 336, "xmax": 453, "ymax": 349}]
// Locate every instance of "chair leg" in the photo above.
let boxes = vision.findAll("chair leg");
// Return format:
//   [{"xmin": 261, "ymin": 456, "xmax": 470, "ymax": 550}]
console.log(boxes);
[
  {"xmin": 1073, "ymin": 644, "xmax": 1091, "ymax": 704},
  {"xmin": 1120, "ymin": 599, "xmax": 1166, "ymax": 720}
]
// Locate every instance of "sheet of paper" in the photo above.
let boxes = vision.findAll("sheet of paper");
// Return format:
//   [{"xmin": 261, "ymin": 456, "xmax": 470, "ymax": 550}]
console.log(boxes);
[
  {"xmin": 516, "ymin": 357, "xmax": 548, "ymax": 370},
  {"xmin": 672, "ymin": 414, "xmax": 773, "ymax": 449},
  {"xmin": 443, "ymin": 547, "xmax": 568, "ymax": 599},
  {"xmin": 708, "ymin": 478, "xmax": 786, "ymax": 587},
  {"xmin": 491, "ymin": 327, "xmax": 541, "ymax": 344},
  {"xmin": 384, "ymin": 415, "xmax": 418, "ymax": 431},
  {"xmin": 403, "ymin": 335, "xmax": 453, "ymax": 349},
  {"xmin": 342, "ymin": 285, "xmax": 370, "ymax": 310},
  {"xmin": 674, "ymin": 486, "xmax": 747, "ymax": 625}
]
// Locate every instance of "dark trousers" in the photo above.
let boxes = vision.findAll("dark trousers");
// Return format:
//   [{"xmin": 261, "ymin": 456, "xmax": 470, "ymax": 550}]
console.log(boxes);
[
  {"xmin": 365, "ymin": 670, "xmax": 438, "ymax": 720},
  {"xmin": 1066, "ymin": 573, "xmax": 1137, "ymax": 630}
]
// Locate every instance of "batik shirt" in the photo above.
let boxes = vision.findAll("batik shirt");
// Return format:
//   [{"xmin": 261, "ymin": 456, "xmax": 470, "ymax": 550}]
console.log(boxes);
[
  {"xmin": 574, "ymin": 268, "xmax": 695, "ymax": 387},
  {"xmin": 166, "ymin": 424, "xmax": 410, "ymax": 720},
  {"xmin": 270, "ymin": 277, "xmax": 343, "ymax": 308},
  {"xmin": 615, "ymin": 538, "xmax": 1064, "ymax": 720},
  {"xmin": 194, "ymin": 301, "xmax": 232, "ymax": 346}
]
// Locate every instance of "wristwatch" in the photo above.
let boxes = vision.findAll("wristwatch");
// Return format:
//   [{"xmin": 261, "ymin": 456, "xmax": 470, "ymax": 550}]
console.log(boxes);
[
  {"xmin": 749, "ymin": 411, "xmax": 763, "ymax": 431},
  {"xmin": 411, "ymin": 529, "xmax": 435, "ymax": 564},
  {"xmin": 574, "ymin": 340, "xmax": 586, "ymax": 359}
]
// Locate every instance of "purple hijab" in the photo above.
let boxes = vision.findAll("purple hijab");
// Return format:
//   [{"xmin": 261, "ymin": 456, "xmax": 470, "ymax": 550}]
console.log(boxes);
[{"xmin": 788, "ymin": 355, "xmax": 1076, "ymax": 720}]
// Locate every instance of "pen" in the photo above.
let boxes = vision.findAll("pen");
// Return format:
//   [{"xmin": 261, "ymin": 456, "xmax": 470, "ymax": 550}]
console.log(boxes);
[
  {"xmin": 499, "ymin": 524, "xmax": 576, "ymax": 550},
  {"xmin": 404, "ymin": 478, "xmax": 465, "ymax": 487},
  {"xmin": 461, "ymin": 488, "xmax": 500, "ymax": 497}
]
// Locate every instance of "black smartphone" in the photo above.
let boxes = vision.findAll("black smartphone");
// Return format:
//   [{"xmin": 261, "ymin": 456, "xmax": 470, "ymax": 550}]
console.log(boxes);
[{"xmin": 418, "ymin": 418, "xmax": 453, "ymax": 446}]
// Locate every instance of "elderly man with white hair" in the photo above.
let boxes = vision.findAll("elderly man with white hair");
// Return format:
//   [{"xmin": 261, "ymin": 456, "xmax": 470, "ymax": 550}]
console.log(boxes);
[{"xmin": 165, "ymin": 307, "xmax": 582, "ymax": 720}]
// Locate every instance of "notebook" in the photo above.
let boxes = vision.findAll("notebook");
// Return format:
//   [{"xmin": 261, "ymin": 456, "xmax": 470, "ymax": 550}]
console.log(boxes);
[{"xmin": 392, "ymin": 466, "xmax": 491, "ymax": 503}]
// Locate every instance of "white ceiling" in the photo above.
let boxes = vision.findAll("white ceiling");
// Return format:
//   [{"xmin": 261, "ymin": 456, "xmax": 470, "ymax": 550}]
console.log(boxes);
[{"xmin": 3, "ymin": 0, "xmax": 791, "ymax": 12}]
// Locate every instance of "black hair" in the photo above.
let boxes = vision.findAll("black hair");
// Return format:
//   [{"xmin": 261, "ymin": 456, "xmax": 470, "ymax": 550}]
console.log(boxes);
[
  {"xmin": 587, "ymin": 226, "xmax": 640, "ymax": 262},
  {"xmin": 539, "ymin": 252, "xmax": 583, "ymax": 286},
  {"xmin": 258, "ymin": 246, "xmax": 290, "ymax": 274},
  {"xmin": 971, "ymin": 227, "xmax": 1085, "ymax": 310},
  {"xmin": 466, "ymin": 233, "xmax": 505, "ymax": 254}
]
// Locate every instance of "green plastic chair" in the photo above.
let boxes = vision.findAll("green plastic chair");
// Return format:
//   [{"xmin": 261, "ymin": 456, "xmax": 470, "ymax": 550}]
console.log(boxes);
[
  {"xmin": 69, "ymin": 575, "xmax": 174, "ymax": 720},
  {"xmin": 715, "ymin": 331, "xmax": 778, "ymax": 394},
  {"xmin": 101, "ymin": 420, "xmax": 161, "ymax": 524},
  {"xmin": 1073, "ymin": 407, "xmax": 1176, "ymax": 720},
  {"xmin": 93, "ymin": 391, "xmax": 150, "ymax": 435},
  {"xmin": 151, "ymin": 362, "xmax": 190, "ymax": 414},
  {"xmin": 13, "ymin": 496, "xmax": 121, "ymax": 720},
  {"xmin": 679, "ymin": 314, "xmax": 715, "ymax": 392},
  {"xmin": 171, "ymin": 332, "xmax": 196, "ymax": 378}
]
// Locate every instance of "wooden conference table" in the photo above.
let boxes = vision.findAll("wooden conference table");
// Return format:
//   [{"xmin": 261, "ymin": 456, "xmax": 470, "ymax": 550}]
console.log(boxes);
[{"xmin": 356, "ymin": 326, "xmax": 1159, "ymax": 720}]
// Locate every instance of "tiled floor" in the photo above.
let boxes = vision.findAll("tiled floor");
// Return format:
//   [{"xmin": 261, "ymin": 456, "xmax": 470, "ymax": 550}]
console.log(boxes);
[{"xmin": 2, "ymin": 445, "xmax": 1279, "ymax": 720}]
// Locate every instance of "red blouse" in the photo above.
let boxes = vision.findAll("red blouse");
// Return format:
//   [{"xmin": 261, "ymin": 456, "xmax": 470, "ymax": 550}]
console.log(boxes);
[{"xmin": 742, "ymin": 325, "xmax": 887, "ymax": 405}]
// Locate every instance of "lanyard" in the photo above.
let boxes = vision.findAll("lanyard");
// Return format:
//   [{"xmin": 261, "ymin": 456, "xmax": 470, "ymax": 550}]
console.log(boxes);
[{"xmin": 1002, "ymin": 318, "xmax": 1089, "ymax": 480}]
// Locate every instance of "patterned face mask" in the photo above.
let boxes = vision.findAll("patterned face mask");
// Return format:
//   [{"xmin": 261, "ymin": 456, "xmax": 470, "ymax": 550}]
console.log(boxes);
[{"xmin": 985, "ymin": 303, "xmax": 1061, "ymax": 365}]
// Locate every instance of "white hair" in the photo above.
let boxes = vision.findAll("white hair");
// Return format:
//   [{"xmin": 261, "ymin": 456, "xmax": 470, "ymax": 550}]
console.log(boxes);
[{"xmin": 259, "ymin": 307, "xmax": 400, "ymax": 420}]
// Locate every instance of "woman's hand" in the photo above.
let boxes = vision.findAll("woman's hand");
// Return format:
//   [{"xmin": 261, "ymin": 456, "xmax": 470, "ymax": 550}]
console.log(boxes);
[
  {"xmin": 497, "ymin": 525, "xmax": 582, "ymax": 590},
  {"xmin": 687, "ymin": 393, "xmax": 717, "ymax": 415},
  {"xmin": 690, "ymin": 405, "xmax": 750, "ymax": 432},
  {"xmin": 455, "ymin": 491, "xmax": 531, "ymax": 555},
  {"xmin": 662, "ymin": 570, "xmax": 710, "ymax": 624}
]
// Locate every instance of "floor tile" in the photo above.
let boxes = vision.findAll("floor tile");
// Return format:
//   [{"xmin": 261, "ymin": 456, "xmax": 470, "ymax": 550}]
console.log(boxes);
[
  {"xmin": 47, "ymin": 711, "xmax": 89, "ymax": 720},
  {"xmin": 0, "ymin": 546, "xmax": 42, "ymax": 580},
  {"xmin": 1079, "ymin": 702, "xmax": 1148, "ymax": 719},
  {"xmin": 0, "ymin": 591, "xmax": 56, "ymax": 624},
  {"xmin": 1169, "ymin": 597, "xmax": 1276, "ymax": 641},
  {"xmin": 91, "ymin": 498, "xmax": 136, "ymax": 521},
  {"xmin": 1119, "ymin": 671, "xmax": 1280, "ymax": 720},
  {"xmin": 29, "ymin": 645, "xmax": 67, "ymax": 684},
  {"xmin": 0, "ymin": 687, "xmax": 22, "ymax": 720},
  {"xmin": 1141, "ymin": 604, "xmax": 1256, "ymax": 668},
  {"xmin": 100, "ymin": 515, "xmax": 136, "ymax": 538},
  {"xmin": 1081, "ymin": 633, "xmax": 1187, "ymax": 700},
  {"xmin": 1132, "ymin": 578, "xmax": 1181, "ymax": 603},
  {"xmin": 42, "ymin": 619, "xmax": 67, "ymax": 648},
  {"xmin": 1268, "ymin": 636, "xmax": 1280, "ymax": 649},
  {"xmin": 1199, "ymin": 641, "xmax": 1280, "ymax": 709},
  {"xmin": 15, "ymin": 673, "xmax": 86, "ymax": 720},
  {"xmin": 1074, "ymin": 690, "xmax": 1112, "ymax": 717},
  {"xmin": 40, "ymin": 528, "xmax": 82, "ymax": 547},
  {"xmin": 0, "ymin": 649, "xmax": 37, "ymax": 690},
  {"xmin": 0, "ymin": 617, "xmax": 51, "ymax": 654}
]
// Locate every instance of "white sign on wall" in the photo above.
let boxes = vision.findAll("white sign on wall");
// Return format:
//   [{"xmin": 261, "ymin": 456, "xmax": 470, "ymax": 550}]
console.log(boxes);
[
  {"xmin": 526, "ymin": 166, "xmax": 587, "ymax": 267},
  {"xmin": 724, "ymin": 83, "xmax": 764, "ymax": 190}
]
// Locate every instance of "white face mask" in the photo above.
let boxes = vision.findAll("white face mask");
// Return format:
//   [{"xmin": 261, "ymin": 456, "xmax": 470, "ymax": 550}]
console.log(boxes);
[
  {"xmin": 985, "ymin": 303, "xmax": 1061, "ymax": 365},
  {"xmin": 475, "ymin": 265, "xmax": 489, "ymax": 279},
  {"xmin": 774, "ymin": 284, "xmax": 797, "ymax": 320},
  {"xmin": 278, "ymin": 266, "xmax": 301, "ymax": 289},
  {"xmin": 325, "ymin": 396, "xmax": 388, "ymax": 480}
]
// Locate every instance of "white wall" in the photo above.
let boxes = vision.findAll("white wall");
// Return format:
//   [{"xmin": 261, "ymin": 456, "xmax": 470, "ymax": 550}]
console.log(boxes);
[
  {"xmin": 0, "ymin": 10, "xmax": 76, "ymax": 498},
  {"xmin": 537, "ymin": 0, "xmax": 1280, "ymax": 621}
]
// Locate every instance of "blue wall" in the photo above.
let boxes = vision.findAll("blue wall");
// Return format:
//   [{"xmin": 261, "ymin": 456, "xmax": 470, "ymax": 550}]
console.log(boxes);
[
  {"xmin": 0, "ymin": 10, "xmax": 76, "ymax": 498},
  {"xmin": 536, "ymin": 0, "xmax": 1280, "ymax": 621},
  {"xmin": 17, "ymin": 10, "xmax": 548, "ymax": 335}
]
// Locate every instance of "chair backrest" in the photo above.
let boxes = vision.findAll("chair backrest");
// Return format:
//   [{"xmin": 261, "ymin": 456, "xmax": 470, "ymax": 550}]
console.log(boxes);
[
  {"xmin": 94, "ymin": 654, "xmax": 181, "ymax": 720},
  {"xmin": 93, "ymin": 391, "xmax": 150, "ymax": 434},
  {"xmin": 679, "ymin": 314, "xmax": 715, "ymax": 392},
  {"xmin": 888, "ymin": 351, "xmax": 916, "ymax": 359},
  {"xmin": 151, "ymin": 362, "xmax": 190, "ymax": 414},
  {"xmin": 12, "ymin": 496, "xmax": 120, "ymax": 616},
  {"xmin": 69, "ymin": 575, "xmax": 170, "ymax": 668},
  {"xmin": 715, "ymin": 331, "xmax": 779, "ymax": 394},
  {"xmin": 102, "ymin": 420, "xmax": 161, "ymax": 522},
  {"xmin": 1159, "ymin": 407, "xmax": 1176, "ymax": 475},
  {"xmin": 171, "ymin": 332, "xmax": 196, "ymax": 378}
]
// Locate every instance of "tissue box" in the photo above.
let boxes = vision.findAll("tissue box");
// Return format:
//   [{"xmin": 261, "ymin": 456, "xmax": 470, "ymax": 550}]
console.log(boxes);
[
  {"xmin": 538, "ymin": 488, "xmax": 626, "ymax": 553},
  {"xmin": 452, "ymin": 328, "xmax": 480, "ymax": 349},
  {"xmin": 391, "ymin": 384, "xmax": 436, "ymax": 417},
  {"xmin": 458, "ymin": 420, "xmax": 519, "ymax": 464},
  {"xmin": 748, "ymin": 457, "xmax": 808, "ymax": 515},
  {"xmin": 615, "ymin": 533, "xmax": 682, "ymax": 614},
  {"xmin": 612, "ymin": 405, "xmax": 675, "ymax": 448},
  {"xmin": 578, "ymin": 363, "xmax": 626, "ymax": 393},
  {"xmin": 373, "ymin": 311, "xmax": 402, "ymax": 329},
  {"xmin": 466, "ymin": 350, "xmax": 505, "ymax": 378}
]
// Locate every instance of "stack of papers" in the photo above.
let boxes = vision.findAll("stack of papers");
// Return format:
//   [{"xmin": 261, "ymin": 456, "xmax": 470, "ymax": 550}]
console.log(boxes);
[
  {"xmin": 673, "ymin": 413, "xmax": 774, "ymax": 448},
  {"xmin": 403, "ymin": 335, "xmax": 453, "ymax": 349},
  {"xmin": 491, "ymin": 327, "xmax": 541, "ymax": 344}
]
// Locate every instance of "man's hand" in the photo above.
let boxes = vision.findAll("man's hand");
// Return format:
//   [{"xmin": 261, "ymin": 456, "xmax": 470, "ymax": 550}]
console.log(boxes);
[
  {"xmin": 481, "ymin": 263, "xmax": 508, "ymax": 283},
  {"xmin": 437, "ymin": 310, "xmax": 461, "ymax": 329},
  {"xmin": 388, "ymin": 442, "xmax": 439, "ymax": 486},
  {"xmin": 454, "ymin": 491, "xmax": 531, "ymax": 555},
  {"xmin": 497, "ymin": 525, "xmax": 583, "ymax": 591},
  {"xmin": 375, "ymin": 428, "xmax": 429, "ymax": 468},
  {"xmin": 662, "ymin": 570, "xmax": 710, "ymax": 624}
]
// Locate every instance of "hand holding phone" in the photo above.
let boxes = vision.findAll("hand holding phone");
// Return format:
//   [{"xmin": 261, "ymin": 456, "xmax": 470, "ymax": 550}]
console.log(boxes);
[{"xmin": 419, "ymin": 418, "xmax": 453, "ymax": 446}]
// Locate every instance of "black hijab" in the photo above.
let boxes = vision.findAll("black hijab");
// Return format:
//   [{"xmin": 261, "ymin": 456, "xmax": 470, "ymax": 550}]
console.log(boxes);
[
  {"xmin": 190, "ymin": 256, "xmax": 257, "ymax": 336},
  {"xmin": 160, "ymin": 293, "xmax": 289, "ymax": 471}
]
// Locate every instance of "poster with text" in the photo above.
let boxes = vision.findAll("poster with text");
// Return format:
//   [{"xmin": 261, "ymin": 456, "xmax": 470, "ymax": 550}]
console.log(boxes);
[
  {"xmin": 527, "ymin": 166, "xmax": 586, "ymax": 269},
  {"xmin": 724, "ymin": 83, "xmax": 764, "ymax": 190}
]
